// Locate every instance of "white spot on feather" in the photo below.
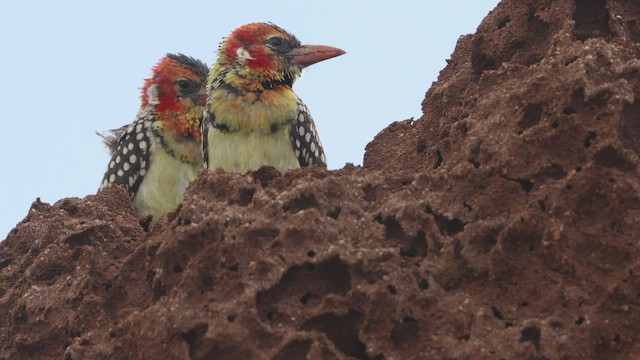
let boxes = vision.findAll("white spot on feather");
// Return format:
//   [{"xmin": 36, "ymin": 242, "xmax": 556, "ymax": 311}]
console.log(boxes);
[
  {"xmin": 236, "ymin": 47, "xmax": 255, "ymax": 62},
  {"xmin": 147, "ymin": 84, "xmax": 160, "ymax": 105}
]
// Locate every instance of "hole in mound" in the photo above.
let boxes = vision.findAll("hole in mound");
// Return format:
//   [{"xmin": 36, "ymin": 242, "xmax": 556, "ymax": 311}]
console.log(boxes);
[
  {"xmin": 535, "ymin": 163, "xmax": 567, "ymax": 180},
  {"xmin": 550, "ymin": 321, "xmax": 563, "ymax": 329},
  {"xmin": 362, "ymin": 183, "xmax": 380, "ymax": 202},
  {"xmin": 301, "ymin": 310, "xmax": 372, "ymax": 359},
  {"xmin": 375, "ymin": 215, "xmax": 429, "ymax": 257},
  {"xmin": 391, "ymin": 316, "xmax": 419, "ymax": 349},
  {"xmin": 436, "ymin": 215, "xmax": 465, "ymax": 236},
  {"xmin": 491, "ymin": 306, "xmax": 504, "ymax": 320},
  {"xmin": 272, "ymin": 339, "xmax": 312, "ymax": 360},
  {"xmin": 573, "ymin": 0, "xmax": 611, "ymax": 41},
  {"xmin": 282, "ymin": 193, "xmax": 319, "ymax": 214},
  {"xmin": 0, "ymin": 258, "xmax": 13, "ymax": 271},
  {"xmin": 251, "ymin": 166, "xmax": 282, "ymax": 187},
  {"xmin": 518, "ymin": 103, "xmax": 543, "ymax": 132},
  {"xmin": 628, "ymin": 20, "xmax": 640, "ymax": 43},
  {"xmin": 501, "ymin": 176, "xmax": 534, "ymax": 193},
  {"xmin": 416, "ymin": 140, "xmax": 427, "ymax": 155},
  {"xmin": 418, "ymin": 278, "xmax": 429, "ymax": 290},
  {"xmin": 584, "ymin": 131, "xmax": 597, "ymax": 148},
  {"xmin": 140, "ymin": 216, "xmax": 152, "ymax": 232},
  {"xmin": 434, "ymin": 149, "xmax": 443, "ymax": 169},
  {"xmin": 256, "ymin": 256, "xmax": 351, "ymax": 323},
  {"xmin": 497, "ymin": 16, "xmax": 511, "ymax": 29},
  {"xmin": 470, "ymin": 230, "xmax": 498, "ymax": 253},
  {"xmin": 65, "ymin": 227, "xmax": 101, "ymax": 248},
  {"xmin": 299, "ymin": 293, "xmax": 313, "ymax": 305},
  {"xmin": 400, "ymin": 230, "xmax": 428, "ymax": 258},
  {"xmin": 181, "ymin": 323, "xmax": 209, "ymax": 360},
  {"xmin": 235, "ymin": 188, "xmax": 255, "ymax": 206},
  {"xmin": 593, "ymin": 146, "xmax": 634, "ymax": 171},
  {"xmin": 467, "ymin": 143, "xmax": 481, "ymax": 169},
  {"xmin": 501, "ymin": 223, "xmax": 542, "ymax": 254},
  {"xmin": 520, "ymin": 326, "xmax": 541, "ymax": 350},
  {"xmin": 326, "ymin": 207, "xmax": 342, "ymax": 220},
  {"xmin": 423, "ymin": 206, "xmax": 466, "ymax": 236},
  {"xmin": 620, "ymin": 100, "xmax": 640, "ymax": 159},
  {"xmin": 387, "ymin": 285, "xmax": 397, "ymax": 295}
]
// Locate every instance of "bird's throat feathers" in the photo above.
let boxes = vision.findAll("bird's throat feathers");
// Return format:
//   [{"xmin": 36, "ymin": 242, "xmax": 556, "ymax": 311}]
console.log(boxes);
[
  {"xmin": 210, "ymin": 86, "xmax": 298, "ymax": 133},
  {"xmin": 159, "ymin": 107, "xmax": 203, "ymax": 141}
]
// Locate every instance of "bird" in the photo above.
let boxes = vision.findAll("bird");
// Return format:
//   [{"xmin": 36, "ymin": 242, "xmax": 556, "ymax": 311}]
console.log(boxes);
[
  {"xmin": 98, "ymin": 53, "xmax": 209, "ymax": 220},
  {"xmin": 202, "ymin": 22, "xmax": 345, "ymax": 173}
]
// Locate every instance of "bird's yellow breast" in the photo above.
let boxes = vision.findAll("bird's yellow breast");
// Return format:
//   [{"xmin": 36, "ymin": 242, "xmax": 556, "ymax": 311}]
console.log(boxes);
[
  {"xmin": 132, "ymin": 133, "xmax": 202, "ymax": 220},
  {"xmin": 206, "ymin": 87, "xmax": 300, "ymax": 173},
  {"xmin": 206, "ymin": 126, "xmax": 299, "ymax": 173}
]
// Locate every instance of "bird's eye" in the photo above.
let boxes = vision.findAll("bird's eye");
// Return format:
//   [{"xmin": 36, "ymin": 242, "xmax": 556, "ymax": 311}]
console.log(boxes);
[
  {"xmin": 266, "ymin": 36, "xmax": 285, "ymax": 49},
  {"xmin": 176, "ymin": 79, "xmax": 196, "ymax": 94}
]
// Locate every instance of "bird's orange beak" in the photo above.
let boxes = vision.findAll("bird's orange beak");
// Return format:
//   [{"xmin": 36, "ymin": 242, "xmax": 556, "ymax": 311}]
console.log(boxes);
[{"xmin": 289, "ymin": 45, "xmax": 345, "ymax": 67}]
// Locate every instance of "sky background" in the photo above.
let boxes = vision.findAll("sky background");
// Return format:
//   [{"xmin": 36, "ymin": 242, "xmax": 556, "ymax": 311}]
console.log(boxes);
[{"xmin": 0, "ymin": 0, "xmax": 500, "ymax": 239}]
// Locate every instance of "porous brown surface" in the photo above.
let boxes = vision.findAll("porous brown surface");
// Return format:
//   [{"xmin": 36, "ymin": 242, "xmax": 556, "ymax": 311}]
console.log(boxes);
[{"xmin": 2, "ymin": 0, "xmax": 640, "ymax": 358}]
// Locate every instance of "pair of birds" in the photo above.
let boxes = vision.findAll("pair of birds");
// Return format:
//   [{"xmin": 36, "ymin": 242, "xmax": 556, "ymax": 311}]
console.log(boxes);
[{"xmin": 99, "ymin": 23, "xmax": 345, "ymax": 220}]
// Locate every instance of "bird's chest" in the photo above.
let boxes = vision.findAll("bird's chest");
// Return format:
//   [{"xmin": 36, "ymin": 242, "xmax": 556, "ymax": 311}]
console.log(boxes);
[
  {"xmin": 132, "ymin": 134, "xmax": 202, "ymax": 219},
  {"xmin": 206, "ymin": 128, "xmax": 299, "ymax": 173}
]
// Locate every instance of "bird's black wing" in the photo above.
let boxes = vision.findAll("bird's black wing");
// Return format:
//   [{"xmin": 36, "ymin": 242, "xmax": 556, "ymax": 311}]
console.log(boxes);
[
  {"xmin": 289, "ymin": 99, "xmax": 327, "ymax": 168},
  {"xmin": 99, "ymin": 113, "xmax": 153, "ymax": 198}
]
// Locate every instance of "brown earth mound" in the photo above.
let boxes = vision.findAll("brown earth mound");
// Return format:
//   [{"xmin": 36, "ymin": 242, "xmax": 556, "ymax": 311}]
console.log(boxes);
[{"xmin": 2, "ymin": 0, "xmax": 640, "ymax": 358}]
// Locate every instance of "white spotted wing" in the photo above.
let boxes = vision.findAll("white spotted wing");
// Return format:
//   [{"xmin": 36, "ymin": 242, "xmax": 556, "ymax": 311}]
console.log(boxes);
[
  {"xmin": 98, "ymin": 112, "xmax": 152, "ymax": 198},
  {"xmin": 289, "ymin": 99, "xmax": 327, "ymax": 168}
]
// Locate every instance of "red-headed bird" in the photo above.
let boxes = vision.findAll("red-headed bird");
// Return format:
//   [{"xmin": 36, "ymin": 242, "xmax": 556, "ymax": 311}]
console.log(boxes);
[
  {"xmin": 202, "ymin": 23, "xmax": 345, "ymax": 173},
  {"xmin": 99, "ymin": 54, "xmax": 208, "ymax": 220}
]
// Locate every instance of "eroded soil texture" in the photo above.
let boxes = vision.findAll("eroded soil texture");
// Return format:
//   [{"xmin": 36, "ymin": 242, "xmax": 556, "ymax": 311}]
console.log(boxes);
[{"xmin": 3, "ymin": 0, "xmax": 640, "ymax": 358}]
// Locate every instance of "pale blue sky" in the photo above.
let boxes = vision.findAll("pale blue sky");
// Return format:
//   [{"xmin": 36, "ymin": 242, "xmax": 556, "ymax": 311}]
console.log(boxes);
[{"xmin": 0, "ymin": 1, "xmax": 500, "ymax": 238}]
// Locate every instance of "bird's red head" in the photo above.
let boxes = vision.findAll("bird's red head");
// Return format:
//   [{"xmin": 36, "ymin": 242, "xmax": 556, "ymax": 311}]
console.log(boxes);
[
  {"xmin": 141, "ymin": 54, "xmax": 209, "ymax": 140},
  {"xmin": 215, "ymin": 22, "xmax": 345, "ymax": 87}
]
